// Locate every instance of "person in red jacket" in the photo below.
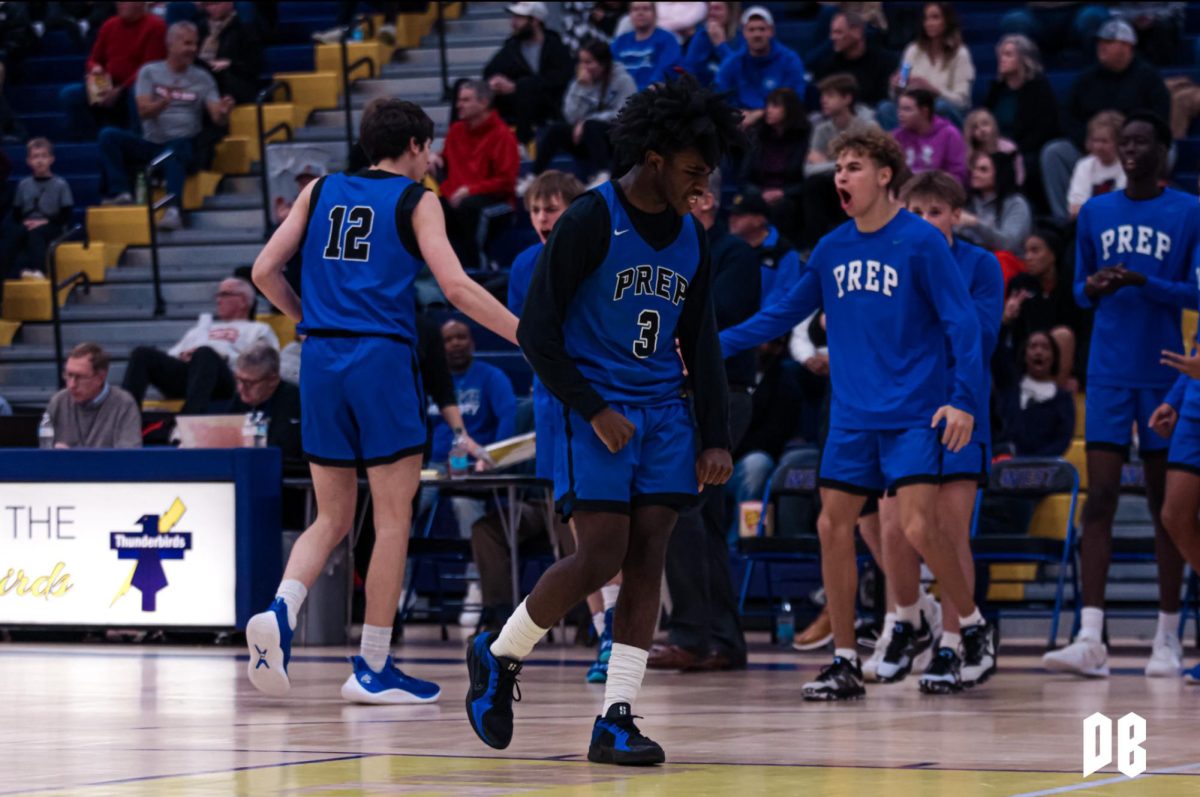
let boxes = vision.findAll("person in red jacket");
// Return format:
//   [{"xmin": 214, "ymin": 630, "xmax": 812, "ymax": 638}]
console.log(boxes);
[
  {"xmin": 430, "ymin": 79, "xmax": 520, "ymax": 269},
  {"xmin": 59, "ymin": 2, "xmax": 168, "ymax": 141}
]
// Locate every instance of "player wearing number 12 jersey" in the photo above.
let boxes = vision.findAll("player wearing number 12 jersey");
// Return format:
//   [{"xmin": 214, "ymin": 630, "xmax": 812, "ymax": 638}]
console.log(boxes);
[
  {"xmin": 245, "ymin": 99, "xmax": 519, "ymax": 704},
  {"xmin": 465, "ymin": 77, "xmax": 739, "ymax": 765}
]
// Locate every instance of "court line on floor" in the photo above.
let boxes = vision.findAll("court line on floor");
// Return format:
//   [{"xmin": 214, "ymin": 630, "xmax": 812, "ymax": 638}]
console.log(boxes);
[
  {"xmin": 1009, "ymin": 761, "xmax": 1200, "ymax": 796},
  {"xmin": 0, "ymin": 647, "xmax": 1162, "ymax": 677}
]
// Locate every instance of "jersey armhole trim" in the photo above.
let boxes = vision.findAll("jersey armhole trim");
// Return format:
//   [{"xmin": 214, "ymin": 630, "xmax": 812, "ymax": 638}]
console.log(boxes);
[
  {"xmin": 298, "ymin": 174, "xmax": 328, "ymax": 253},
  {"xmin": 396, "ymin": 182, "xmax": 427, "ymax": 261}
]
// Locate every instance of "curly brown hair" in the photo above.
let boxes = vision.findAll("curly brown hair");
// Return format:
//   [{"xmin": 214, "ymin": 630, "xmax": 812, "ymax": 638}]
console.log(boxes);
[{"xmin": 830, "ymin": 127, "xmax": 907, "ymax": 191}]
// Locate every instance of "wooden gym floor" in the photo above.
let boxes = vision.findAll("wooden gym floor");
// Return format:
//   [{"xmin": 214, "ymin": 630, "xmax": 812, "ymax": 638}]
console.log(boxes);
[{"xmin": 1, "ymin": 629, "xmax": 1198, "ymax": 796}]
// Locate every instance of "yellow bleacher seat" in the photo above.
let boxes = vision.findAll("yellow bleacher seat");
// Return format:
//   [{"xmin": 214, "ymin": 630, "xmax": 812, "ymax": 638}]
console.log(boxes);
[
  {"xmin": 1073, "ymin": 391, "xmax": 1085, "ymax": 440},
  {"xmin": 143, "ymin": 399, "xmax": 184, "ymax": 413},
  {"xmin": 1, "ymin": 277, "xmax": 73, "ymax": 321},
  {"xmin": 315, "ymin": 41, "xmax": 391, "ymax": 82},
  {"xmin": 229, "ymin": 104, "xmax": 312, "ymax": 162},
  {"xmin": 258, "ymin": 313, "xmax": 297, "ymax": 349},
  {"xmin": 214, "ymin": 137, "xmax": 252, "ymax": 175},
  {"xmin": 0, "ymin": 319, "xmax": 21, "ymax": 346},
  {"xmin": 275, "ymin": 71, "xmax": 339, "ymax": 110},
  {"xmin": 1065, "ymin": 438, "xmax": 1086, "ymax": 490},
  {"xmin": 87, "ymin": 206, "xmax": 150, "ymax": 248},
  {"xmin": 1184, "ymin": 309, "xmax": 1198, "ymax": 351},
  {"xmin": 1028, "ymin": 492, "xmax": 1084, "ymax": 541}
]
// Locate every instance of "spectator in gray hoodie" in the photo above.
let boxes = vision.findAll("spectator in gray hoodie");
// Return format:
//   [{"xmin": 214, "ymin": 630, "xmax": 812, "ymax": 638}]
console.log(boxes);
[{"xmin": 531, "ymin": 39, "xmax": 636, "ymax": 183}]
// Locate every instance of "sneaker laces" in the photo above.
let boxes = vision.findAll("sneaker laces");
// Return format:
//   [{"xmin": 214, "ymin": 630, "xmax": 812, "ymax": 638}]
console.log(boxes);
[
  {"xmin": 962, "ymin": 625, "xmax": 990, "ymax": 665},
  {"xmin": 497, "ymin": 662, "xmax": 523, "ymax": 704},
  {"xmin": 926, "ymin": 648, "xmax": 958, "ymax": 676}
]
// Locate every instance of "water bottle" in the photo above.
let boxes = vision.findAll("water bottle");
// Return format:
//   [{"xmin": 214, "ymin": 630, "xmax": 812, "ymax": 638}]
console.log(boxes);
[
  {"xmin": 775, "ymin": 600, "xmax": 795, "ymax": 648},
  {"xmin": 37, "ymin": 413, "xmax": 54, "ymax": 449},
  {"xmin": 242, "ymin": 412, "xmax": 256, "ymax": 447},
  {"xmin": 448, "ymin": 432, "xmax": 470, "ymax": 479},
  {"xmin": 135, "ymin": 172, "xmax": 148, "ymax": 206},
  {"xmin": 253, "ymin": 411, "xmax": 268, "ymax": 448},
  {"xmin": 898, "ymin": 61, "xmax": 912, "ymax": 89}
]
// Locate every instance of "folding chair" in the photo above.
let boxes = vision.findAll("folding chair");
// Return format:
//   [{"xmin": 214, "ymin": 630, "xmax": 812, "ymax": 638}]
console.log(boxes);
[{"xmin": 971, "ymin": 457, "xmax": 1081, "ymax": 649}]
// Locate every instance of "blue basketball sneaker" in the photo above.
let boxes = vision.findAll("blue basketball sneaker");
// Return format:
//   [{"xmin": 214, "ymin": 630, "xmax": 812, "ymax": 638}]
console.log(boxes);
[
  {"xmin": 465, "ymin": 631, "xmax": 523, "ymax": 749},
  {"xmin": 587, "ymin": 702, "xmax": 665, "ymax": 765},
  {"xmin": 1185, "ymin": 662, "xmax": 1200, "ymax": 684},
  {"xmin": 246, "ymin": 598, "xmax": 293, "ymax": 696},
  {"xmin": 340, "ymin": 656, "xmax": 441, "ymax": 704},
  {"xmin": 586, "ymin": 608, "xmax": 614, "ymax": 683}
]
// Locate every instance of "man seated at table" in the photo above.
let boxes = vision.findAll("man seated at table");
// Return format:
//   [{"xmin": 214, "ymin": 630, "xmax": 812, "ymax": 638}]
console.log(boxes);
[
  {"xmin": 225, "ymin": 343, "xmax": 301, "ymax": 461},
  {"xmin": 47, "ymin": 342, "xmax": 143, "ymax": 449},
  {"xmin": 122, "ymin": 277, "xmax": 279, "ymax": 413}
]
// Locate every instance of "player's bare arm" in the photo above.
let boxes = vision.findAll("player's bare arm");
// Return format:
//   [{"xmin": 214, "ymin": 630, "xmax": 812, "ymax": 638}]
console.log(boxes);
[{"xmin": 251, "ymin": 178, "xmax": 315, "ymax": 323}]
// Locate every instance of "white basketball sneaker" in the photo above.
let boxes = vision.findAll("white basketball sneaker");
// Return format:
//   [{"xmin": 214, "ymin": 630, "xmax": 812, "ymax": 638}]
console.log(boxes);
[
  {"xmin": 1042, "ymin": 636, "xmax": 1109, "ymax": 677},
  {"xmin": 1144, "ymin": 633, "xmax": 1183, "ymax": 678}
]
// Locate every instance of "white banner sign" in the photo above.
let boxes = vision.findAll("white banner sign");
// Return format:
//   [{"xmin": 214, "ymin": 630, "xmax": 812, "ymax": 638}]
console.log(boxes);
[{"xmin": 0, "ymin": 482, "xmax": 237, "ymax": 626}]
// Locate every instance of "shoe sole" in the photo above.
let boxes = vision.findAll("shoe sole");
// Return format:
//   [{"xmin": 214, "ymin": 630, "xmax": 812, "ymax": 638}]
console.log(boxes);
[
  {"xmin": 919, "ymin": 678, "xmax": 963, "ymax": 695},
  {"xmin": 802, "ymin": 687, "xmax": 866, "ymax": 701},
  {"xmin": 340, "ymin": 675, "xmax": 441, "ymax": 705},
  {"xmin": 1042, "ymin": 657, "xmax": 1109, "ymax": 678},
  {"xmin": 876, "ymin": 662, "xmax": 913, "ymax": 684},
  {"xmin": 962, "ymin": 663, "xmax": 997, "ymax": 688},
  {"xmin": 245, "ymin": 613, "xmax": 290, "ymax": 696},
  {"xmin": 587, "ymin": 745, "xmax": 665, "ymax": 765},
  {"xmin": 792, "ymin": 633, "xmax": 834, "ymax": 652},
  {"xmin": 465, "ymin": 638, "xmax": 511, "ymax": 750}
]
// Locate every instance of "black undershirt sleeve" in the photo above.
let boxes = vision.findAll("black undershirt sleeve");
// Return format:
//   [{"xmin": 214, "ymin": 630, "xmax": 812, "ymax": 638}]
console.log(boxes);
[
  {"xmin": 516, "ymin": 192, "xmax": 612, "ymax": 420},
  {"xmin": 676, "ymin": 215, "xmax": 731, "ymax": 450},
  {"xmin": 395, "ymin": 182, "xmax": 429, "ymax": 260}
]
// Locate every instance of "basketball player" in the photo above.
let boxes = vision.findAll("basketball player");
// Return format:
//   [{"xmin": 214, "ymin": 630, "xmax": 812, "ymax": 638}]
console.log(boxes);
[
  {"xmin": 1150, "ymin": 310, "xmax": 1200, "ymax": 683},
  {"xmin": 876, "ymin": 171, "xmax": 1003, "ymax": 693},
  {"xmin": 720, "ymin": 129, "xmax": 992, "ymax": 701},
  {"xmin": 466, "ymin": 76, "xmax": 738, "ymax": 764},
  {"xmin": 507, "ymin": 170, "xmax": 623, "ymax": 685},
  {"xmin": 246, "ymin": 99, "xmax": 519, "ymax": 703},
  {"xmin": 1044, "ymin": 113, "xmax": 1200, "ymax": 678}
]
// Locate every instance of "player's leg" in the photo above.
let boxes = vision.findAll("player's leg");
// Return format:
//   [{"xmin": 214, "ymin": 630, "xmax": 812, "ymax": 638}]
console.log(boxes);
[
  {"xmin": 877, "ymin": 494, "xmax": 934, "ymax": 683},
  {"xmin": 856, "ymin": 508, "xmax": 898, "ymax": 680},
  {"xmin": 1143, "ymin": 450, "xmax": 1186, "ymax": 677},
  {"xmin": 1161, "ymin": 463, "xmax": 1200, "ymax": 683},
  {"xmin": 588, "ymin": 503, "xmax": 678, "ymax": 766},
  {"xmin": 341, "ymin": 453, "xmax": 442, "ymax": 704},
  {"xmin": 246, "ymin": 461, "xmax": 358, "ymax": 696},
  {"xmin": 920, "ymin": 479, "xmax": 979, "ymax": 693}
]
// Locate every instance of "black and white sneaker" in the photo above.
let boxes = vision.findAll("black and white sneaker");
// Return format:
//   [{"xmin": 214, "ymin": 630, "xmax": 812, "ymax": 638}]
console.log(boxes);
[
  {"xmin": 802, "ymin": 655, "xmax": 866, "ymax": 701},
  {"xmin": 875, "ymin": 616, "xmax": 933, "ymax": 683},
  {"xmin": 961, "ymin": 621, "xmax": 998, "ymax": 687},
  {"xmin": 918, "ymin": 646, "xmax": 963, "ymax": 694}
]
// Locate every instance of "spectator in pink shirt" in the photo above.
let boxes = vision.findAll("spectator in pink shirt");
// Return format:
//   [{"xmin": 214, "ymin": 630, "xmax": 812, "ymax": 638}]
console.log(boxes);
[{"xmin": 890, "ymin": 87, "xmax": 966, "ymax": 182}]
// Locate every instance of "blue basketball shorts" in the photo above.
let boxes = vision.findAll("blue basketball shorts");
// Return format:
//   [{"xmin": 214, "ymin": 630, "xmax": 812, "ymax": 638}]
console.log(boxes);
[
  {"xmin": 819, "ymin": 426, "xmax": 941, "ymax": 496},
  {"xmin": 555, "ymin": 399, "xmax": 698, "ymax": 518},
  {"xmin": 1167, "ymin": 415, "xmax": 1200, "ymax": 474},
  {"xmin": 301, "ymin": 335, "xmax": 426, "ymax": 466},
  {"xmin": 940, "ymin": 439, "xmax": 990, "ymax": 485},
  {"xmin": 531, "ymin": 379, "xmax": 561, "ymax": 483},
  {"xmin": 1085, "ymin": 384, "xmax": 1170, "ymax": 454}
]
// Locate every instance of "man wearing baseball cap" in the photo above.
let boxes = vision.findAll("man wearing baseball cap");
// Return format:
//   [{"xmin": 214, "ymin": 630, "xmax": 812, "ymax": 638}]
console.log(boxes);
[
  {"xmin": 483, "ymin": 1, "xmax": 573, "ymax": 143},
  {"xmin": 1038, "ymin": 15, "xmax": 1171, "ymax": 220},
  {"xmin": 728, "ymin": 193, "xmax": 804, "ymax": 310},
  {"xmin": 714, "ymin": 5, "xmax": 806, "ymax": 129}
]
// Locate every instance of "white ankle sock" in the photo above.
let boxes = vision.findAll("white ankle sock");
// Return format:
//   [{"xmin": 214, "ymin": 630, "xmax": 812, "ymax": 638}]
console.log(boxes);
[
  {"xmin": 275, "ymin": 579, "xmax": 307, "ymax": 630},
  {"xmin": 601, "ymin": 584, "xmax": 620, "ymax": 611},
  {"xmin": 603, "ymin": 643, "xmax": 648, "ymax": 714},
  {"xmin": 490, "ymin": 599, "xmax": 549, "ymax": 661},
  {"xmin": 940, "ymin": 631, "xmax": 962, "ymax": 652},
  {"xmin": 1079, "ymin": 607, "xmax": 1104, "ymax": 642},
  {"xmin": 881, "ymin": 612, "xmax": 898, "ymax": 637},
  {"xmin": 835, "ymin": 647, "xmax": 858, "ymax": 663},
  {"xmin": 360, "ymin": 624, "xmax": 391, "ymax": 672},
  {"xmin": 959, "ymin": 608, "xmax": 983, "ymax": 629},
  {"xmin": 592, "ymin": 611, "xmax": 606, "ymax": 637},
  {"xmin": 1157, "ymin": 611, "xmax": 1180, "ymax": 640},
  {"xmin": 896, "ymin": 602, "xmax": 921, "ymax": 625}
]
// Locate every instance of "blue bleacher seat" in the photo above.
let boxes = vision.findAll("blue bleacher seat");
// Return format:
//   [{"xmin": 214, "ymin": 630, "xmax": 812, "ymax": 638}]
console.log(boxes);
[
  {"xmin": 11, "ymin": 56, "xmax": 88, "ymax": 86},
  {"xmin": 263, "ymin": 45, "xmax": 316, "ymax": 76}
]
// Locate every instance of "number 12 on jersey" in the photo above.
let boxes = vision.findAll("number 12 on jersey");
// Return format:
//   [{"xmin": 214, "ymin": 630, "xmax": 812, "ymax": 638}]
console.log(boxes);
[
  {"xmin": 633, "ymin": 309, "xmax": 660, "ymax": 358},
  {"xmin": 323, "ymin": 205, "xmax": 375, "ymax": 261}
]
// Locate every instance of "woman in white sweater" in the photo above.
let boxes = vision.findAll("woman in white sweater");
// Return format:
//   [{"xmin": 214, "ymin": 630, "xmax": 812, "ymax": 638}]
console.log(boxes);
[{"xmin": 879, "ymin": 2, "xmax": 975, "ymax": 129}]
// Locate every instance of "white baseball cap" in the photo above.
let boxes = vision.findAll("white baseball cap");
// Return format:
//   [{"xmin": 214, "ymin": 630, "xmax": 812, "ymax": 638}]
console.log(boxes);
[
  {"xmin": 741, "ymin": 6, "xmax": 775, "ymax": 27},
  {"xmin": 506, "ymin": 2, "xmax": 548, "ymax": 22}
]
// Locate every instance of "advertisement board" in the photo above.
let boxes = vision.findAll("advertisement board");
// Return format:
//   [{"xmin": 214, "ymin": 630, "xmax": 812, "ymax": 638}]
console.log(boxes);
[{"xmin": 0, "ymin": 482, "xmax": 237, "ymax": 626}]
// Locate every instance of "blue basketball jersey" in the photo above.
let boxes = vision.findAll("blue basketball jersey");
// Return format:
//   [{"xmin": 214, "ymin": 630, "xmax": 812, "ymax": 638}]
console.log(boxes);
[
  {"xmin": 560, "ymin": 181, "xmax": 701, "ymax": 406},
  {"xmin": 299, "ymin": 170, "xmax": 422, "ymax": 341}
]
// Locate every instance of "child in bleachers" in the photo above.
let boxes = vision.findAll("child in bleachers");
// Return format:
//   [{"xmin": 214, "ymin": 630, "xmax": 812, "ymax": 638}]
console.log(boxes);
[
  {"xmin": 2, "ymin": 137, "xmax": 74, "ymax": 281},
  {"xmin": 963, "ymin": 108, "xmax": 1024, "ymax": 186},
  {"xmin": 1066, "ymin": 111, "xmax": 1126, "ymax": 220}
]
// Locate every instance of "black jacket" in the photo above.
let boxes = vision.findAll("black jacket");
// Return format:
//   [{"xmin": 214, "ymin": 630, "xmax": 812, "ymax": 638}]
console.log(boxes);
[
  {"xmin": 483, "ymin": 30, "xmax": 574, "ymax": 110},
  {"xmin": 740, "ymin": 122, "xmax": 810, "ymax": 203},
  {"xmin": 229, "ymin": 380, "xmax": 303, "ymax": 462},
  {"xmin": 1062, "ymin": 57, "xmax": 1170, "ymax": 148},
  {"xmin": 983, "ymin": 73, "xmax": 1061, "ymax": 156},
  {"xmin": 708, "ymin": 223, "xmax": 761, "ymax": 389},
  {"xmin": 198, "ymin": 12, "xmax": 263, "ymax": 104}
]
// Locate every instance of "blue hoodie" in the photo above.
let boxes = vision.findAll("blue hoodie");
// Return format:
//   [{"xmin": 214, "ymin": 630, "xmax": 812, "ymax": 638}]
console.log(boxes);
[
  {"xmin": 681, "ymin": 28, "xmax": 744, "ymax": 86},
  {"xmin": 429, "ymin": 360, "xmax": 517, "ymax": 462},
  {"xmin": 720, "ymin": 210, "xmax": 981, "ymax": 430},
  {"xmin": 611, "ymin": 27, "xmax": 681, "ymax": 90},
  {"xmin": 715, "ymin": 40, "xmax": 805, "ymax": 109}
]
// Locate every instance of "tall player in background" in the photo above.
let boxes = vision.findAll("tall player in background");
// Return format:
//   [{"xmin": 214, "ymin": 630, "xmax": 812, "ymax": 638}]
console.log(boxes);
[
  {"xmin": 467, "ymin": 76, "xmax": 738, "ymax": 765},
  {"xmin": 247, "ymin": 99, "xmax": 520, "ymax": 703},
  {"xmin": 507, "ymin": 170, "xmax": 623, "ymax": 686},
  {"xmin": 1044, "ymin": 113, "xmax": 1200, "ymax": 679},
  {"xmin": 719, "ymin": 129, "xmax": 989, "ymax": 701}
]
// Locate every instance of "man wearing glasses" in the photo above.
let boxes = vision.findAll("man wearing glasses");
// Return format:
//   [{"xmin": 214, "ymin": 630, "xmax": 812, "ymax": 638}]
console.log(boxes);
[
  {"xmin": 122, "ymin": 276, "xmax": 278, "ymax": 413},
  {"xmin": 226, "ymin": 343, "xmax": 301, "ymax": 461},
  {"xmin": 46, "ymin": 342, "xmax": 142, "ymax": 448}
]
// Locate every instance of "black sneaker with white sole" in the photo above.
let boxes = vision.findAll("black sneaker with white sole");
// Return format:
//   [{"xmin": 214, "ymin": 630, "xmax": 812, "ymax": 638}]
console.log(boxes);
[
  {"xmin": 802, "ymin": 655, "xmax": 866, "ymax": 701},
  {"xmin": 875, "ymin": 616, "xmax": 933, "ymax": 683},
  {"xmin": 961, "ymin": 621, "xmax": 998, "ymax": 687},
  {"xmin": 918, "ymin": 646, "xmax": 963, "ymax": 694}
]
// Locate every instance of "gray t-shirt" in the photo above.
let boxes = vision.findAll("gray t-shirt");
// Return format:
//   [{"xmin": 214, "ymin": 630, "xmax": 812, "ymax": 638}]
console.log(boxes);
[
  {"xmin": 135, "ymin": 61, "xmax": 219, "ymax": 144},
  {"xmin": 15, "ymin": 175, "xmax": 74, "ymax": 221}
]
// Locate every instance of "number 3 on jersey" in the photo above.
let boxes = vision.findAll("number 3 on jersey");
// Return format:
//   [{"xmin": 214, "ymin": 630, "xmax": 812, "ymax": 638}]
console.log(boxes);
[
  {"xmin": 323, "ymin": 205, "xmax": 374, "ymax": 261},
  {"xmin": 633, "ymin": 309, "xmax": 660, "ymax": 358}
]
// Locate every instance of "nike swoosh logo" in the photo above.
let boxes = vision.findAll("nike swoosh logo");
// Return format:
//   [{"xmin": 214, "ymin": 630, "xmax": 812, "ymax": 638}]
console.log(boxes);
[{"xmin": 614, "ymin": 229, "xmax": 629, "ymax": 236}]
